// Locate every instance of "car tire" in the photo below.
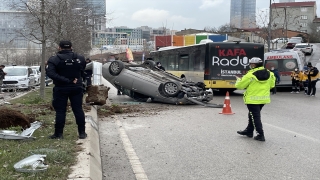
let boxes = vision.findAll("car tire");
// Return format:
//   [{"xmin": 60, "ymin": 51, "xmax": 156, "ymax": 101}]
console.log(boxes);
[
  {"xmin": 109, "ymin": 60, "xmax": 124, "ymax": 76},
  {"xmin": 162, "ymin": 81, "xmax": 181, "ymax": 97},
  {"xmin": 143, "ymin": 60, "xmax": 156, "ymax": 69}
]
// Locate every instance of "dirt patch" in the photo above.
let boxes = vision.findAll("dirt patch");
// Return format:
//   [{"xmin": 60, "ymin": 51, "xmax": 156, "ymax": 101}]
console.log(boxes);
[
  {"xmin": 0, "ymin": 102, "xmax": 92, "ymax": 130},
  {"xmin": 97, "ymin": 103, "xmax": 171, "ymax": 118},
  {"xmin": 0, "ymin": 107, "xmax": 33, "ymax": 129}
]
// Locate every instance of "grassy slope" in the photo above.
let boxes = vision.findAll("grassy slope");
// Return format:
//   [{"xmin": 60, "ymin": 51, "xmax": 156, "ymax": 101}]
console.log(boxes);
[{"xmin": 0, "ymin": 86, "xmax": 82, "ymax": 180}]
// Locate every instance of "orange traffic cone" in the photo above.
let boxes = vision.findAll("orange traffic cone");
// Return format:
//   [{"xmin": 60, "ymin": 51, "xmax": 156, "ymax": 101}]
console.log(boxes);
[{"xmin": 219, "ymin": 91, "xmax": 235, "ymax": 115}]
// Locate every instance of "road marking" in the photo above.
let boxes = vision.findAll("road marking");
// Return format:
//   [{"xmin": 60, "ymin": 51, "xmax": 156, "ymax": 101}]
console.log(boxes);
[
  {"xmin": 265, "ymin": 123, "xmax": 320, "ymax": 143},
  {"xmin": 116, "ymin": 120, "xmax": 148, "ymax": 180}
]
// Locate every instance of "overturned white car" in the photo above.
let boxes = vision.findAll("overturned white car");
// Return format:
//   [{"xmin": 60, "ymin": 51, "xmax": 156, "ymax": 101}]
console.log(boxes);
[{"xmin": 102, "ymin": 60, "xmax": 223, "ymax": 108}]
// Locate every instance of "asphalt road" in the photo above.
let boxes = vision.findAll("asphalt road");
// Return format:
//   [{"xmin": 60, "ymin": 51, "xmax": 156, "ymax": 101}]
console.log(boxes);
[{"xmin": 99, "ymin": 45, "xmax": 320, "ymax": 180}]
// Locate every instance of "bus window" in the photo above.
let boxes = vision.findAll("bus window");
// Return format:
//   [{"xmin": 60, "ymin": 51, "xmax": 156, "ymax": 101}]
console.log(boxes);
[
  {"xmin": 167, "ymin": 54, "xmax": 177, "ymax": 70},
  {"xmin": 159, "ymin": 53, "xmax": 168, "ymax": 70},
  {"xmin": 179, "ymin": 55, "xmax": 189, "ymax": 71},
  {"xmin": 192, "ymin": 50, "xmax": 201, "ymax": 71}
]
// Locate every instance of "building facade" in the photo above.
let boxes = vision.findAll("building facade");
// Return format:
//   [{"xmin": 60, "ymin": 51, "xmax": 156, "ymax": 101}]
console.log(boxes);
[
  {"xmin": 0, "ymin": 0, "xmax": 31, "ymax": 48},
  {"xmin": 271, "ymin": 1, "xmax": 317, "ymax": 34},
  {"xmin": 279, "ymin": 0, "xmax": 295, "ymax": 2},
  {"xmin": 230, "ymin": 0, "xmax": 256, "ymax": 29}
]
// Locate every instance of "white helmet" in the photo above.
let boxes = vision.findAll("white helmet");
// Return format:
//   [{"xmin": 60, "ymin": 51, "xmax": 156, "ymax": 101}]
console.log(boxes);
[{"xmin": 249, "ymin": 57, "xmax": 263, "ymax": 64}]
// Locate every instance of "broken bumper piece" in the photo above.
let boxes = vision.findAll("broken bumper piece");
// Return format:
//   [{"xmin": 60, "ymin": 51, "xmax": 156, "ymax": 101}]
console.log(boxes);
[
  {"xmin": 0, "ymin": 121, "xmax": 42, "ymax": 140},
  {"xmin": 14, "ymin": 154, "xmax": 48, "ymax": 173}
]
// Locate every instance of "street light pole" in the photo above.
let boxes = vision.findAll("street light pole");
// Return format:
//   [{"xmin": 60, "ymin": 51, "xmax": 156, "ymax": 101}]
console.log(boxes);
[{"xmin": 268, "ymin": 0, "xmax": 272, "ymax": 52}]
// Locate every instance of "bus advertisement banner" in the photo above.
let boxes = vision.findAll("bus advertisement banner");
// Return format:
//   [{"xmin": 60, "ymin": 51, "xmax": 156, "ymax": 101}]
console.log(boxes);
[{"xmin": 207, "ymin": 43, "xmax": 264, "ymax": 81}]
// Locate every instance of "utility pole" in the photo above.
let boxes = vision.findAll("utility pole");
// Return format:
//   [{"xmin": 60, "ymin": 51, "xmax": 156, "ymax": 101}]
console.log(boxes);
[
  {"xmin": 268, "ymin": 0, "xmax": 272, "ymax": 52},
  {"xmin": 284, "ymin": 7, "xmax": 288, "ymax": 38}
]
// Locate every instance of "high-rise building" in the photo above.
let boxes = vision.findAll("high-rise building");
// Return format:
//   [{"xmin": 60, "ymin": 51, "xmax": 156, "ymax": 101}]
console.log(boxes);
[
  {"xmin": 0, "ymin": 0, "xmax": 30, "ymax": 49},
  {"xmin": 279, "ymin": 0, "xmax": 295, "ymax": 2},
  {"xmin": 230, "ymin": 0, "xmax": 256, "ymax": 29}
]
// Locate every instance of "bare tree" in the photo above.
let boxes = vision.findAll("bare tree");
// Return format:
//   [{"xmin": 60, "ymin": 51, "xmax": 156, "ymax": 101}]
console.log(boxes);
[
  {"xmin": 307, "ymin": 22, "xmax": 320, "ymax": 43},
  {"xmin": 0, "ymin": 42, "xmax": 16, "ymax": 65},
  {"xmin": 12, "ymin": 0, "xmax": 99, "ymax": 98}
]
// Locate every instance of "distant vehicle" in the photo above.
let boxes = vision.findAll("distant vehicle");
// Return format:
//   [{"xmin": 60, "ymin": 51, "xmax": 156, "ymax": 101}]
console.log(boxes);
[
  {"xmin": 272, "ymin": 38, "xmax": 288, "ymax": 43},
  {"xmin": 290, "ymin": 37, "xmax": 303, "ymax": 42},
  {"xmin": 286, "ymin": 39, "xmax": 302, "ymax": 49},
  {"xmin": 264, "ymin": 49, "xmax": 306, "ymax": 87},
  {"xmin": 293, "ymin": 43, "xmax": 313, "ymax": 55},
  {"xmin": 2, "ymin": 66, "xmax": 36, "ymax": 90},
  {"xmin": 31, "ymin": 69, "xmax": 41, "ymax": 85},
  {"xmin": 31, "ymin": 66, "xmax": 40, "ymax": 71},
  {"xmin": 102, "ymin": 60, "xmax": 223, "ymax": 107},
  {"xmin": 150, "ymin": 42, "xmax": 265, "ymax": 93}
]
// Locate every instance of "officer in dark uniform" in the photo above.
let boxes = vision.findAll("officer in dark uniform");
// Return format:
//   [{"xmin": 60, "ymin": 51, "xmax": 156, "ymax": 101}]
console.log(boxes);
[{"xmin": 46, "ymin": 40, "xmax": 87, "ymax": 139}]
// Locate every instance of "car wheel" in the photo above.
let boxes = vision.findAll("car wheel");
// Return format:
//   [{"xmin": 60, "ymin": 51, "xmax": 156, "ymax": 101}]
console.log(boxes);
[
  {"xmin": 143, "ymin": 60, "xmax": 156, "ymax": 69},
  {"xmin": 109, "ymin": 60, "xmax": 124, "ymax": 76},
  {"xmin": 162, "ymin": 81, "xmax": 181, "ymax": 97}
]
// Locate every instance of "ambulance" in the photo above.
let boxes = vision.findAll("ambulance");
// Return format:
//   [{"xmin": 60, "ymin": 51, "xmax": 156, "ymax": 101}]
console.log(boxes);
[{"xmin": 264, "ymin": 49, "xmax": 306, "ymax": 87}]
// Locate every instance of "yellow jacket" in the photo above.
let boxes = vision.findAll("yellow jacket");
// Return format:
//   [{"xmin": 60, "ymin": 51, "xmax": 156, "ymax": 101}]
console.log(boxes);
[
  {"xmin": 300, "ymin": 71, "xmax": 308, "ymax": 81},
  {"xmin": 291, "ymin": 71, "xmax": 302, "ymax": 81},
  {"xmin": 305, "ymin": 67, "xmax": 319, "ymax": 81}
]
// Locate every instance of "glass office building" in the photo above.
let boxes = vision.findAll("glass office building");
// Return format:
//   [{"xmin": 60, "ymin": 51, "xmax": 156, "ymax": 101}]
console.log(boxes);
[
  {"xmin": 0, "ymin": 0, "xmax": 30, "ymax": 48},
  {"xmin": 230, "ymin": 0, "xmax": 256, "ymax": 28}
]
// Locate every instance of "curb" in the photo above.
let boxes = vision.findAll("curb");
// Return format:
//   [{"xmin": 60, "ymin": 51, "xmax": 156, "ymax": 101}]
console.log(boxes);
[{"xmin": 67, "ymin": 105, "xmax": 102, "ymax": 180}]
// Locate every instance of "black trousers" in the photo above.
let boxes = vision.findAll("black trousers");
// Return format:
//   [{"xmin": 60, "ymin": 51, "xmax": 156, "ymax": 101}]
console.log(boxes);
[
  {"xmin": 246, "ymin": 104, "xmax": 264, "ymax": 135},
  {"xmin": 302, "ymin": 81, "xmax": 308, "ymax": 93},
  {"xmin": 52, "ymin": 86, "xmax": 85, "ymax": 134},
  {"xmin": 86, "ymin": 76, "xmax": 92, "ymax": 86},
  {"xmin": 307, "ymin": 80, "xmax": 317, "ymax": 95},
  {"xmin": 291, "ymin": 79, "xmax": 299, "ymax": 91}
]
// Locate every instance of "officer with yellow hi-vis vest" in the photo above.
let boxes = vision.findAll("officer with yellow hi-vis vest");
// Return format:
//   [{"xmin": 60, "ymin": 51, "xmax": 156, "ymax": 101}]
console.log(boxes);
[{"xmin": 235, "ymin": 57, "xmax": 275, "ymax": 142}]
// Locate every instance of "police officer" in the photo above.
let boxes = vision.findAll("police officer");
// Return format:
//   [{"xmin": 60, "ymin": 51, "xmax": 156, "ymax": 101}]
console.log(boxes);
[
  {"xmin": 235, "ymin": 57, "xmax": 275, "ymax": 141},
  {"xmin": 46, "ymin": 40, "xmax": 87, "ymax": 139}
]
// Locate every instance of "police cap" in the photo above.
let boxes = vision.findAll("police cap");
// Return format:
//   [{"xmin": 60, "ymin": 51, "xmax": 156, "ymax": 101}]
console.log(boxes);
[{"xmin": 59, "ymin": 41, "xmax": 72, "ymax": 49}]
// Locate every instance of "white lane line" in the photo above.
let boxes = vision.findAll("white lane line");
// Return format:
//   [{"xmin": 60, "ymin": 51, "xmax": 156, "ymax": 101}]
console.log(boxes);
[
  {"xmin": 265, "ymin": 123, "xmax": 320, "ymax": 144},
  {"xmin": 116, "ymin": 120, "xmax": 148, "ymax": 180}
]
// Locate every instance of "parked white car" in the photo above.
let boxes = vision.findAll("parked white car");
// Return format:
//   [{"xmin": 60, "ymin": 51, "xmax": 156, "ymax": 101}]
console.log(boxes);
[
  {"xmin": 293, "ymin": 43, "xmax": 313, "ymax": 55},
  {"xmin": 2, "ymin": 66, "xmax": 36, "ymax": 90},
  {"xmin": 31, "ymin": 69, "xmax": 41, "ymax": 85}
]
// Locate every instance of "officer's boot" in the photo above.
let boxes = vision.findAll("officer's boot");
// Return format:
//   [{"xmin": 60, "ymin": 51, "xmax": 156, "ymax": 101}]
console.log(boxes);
[
  {"xmin": 78, "ymin": 126, "xmax": 87, "ymax": 139},
  {"xmin": 237, "ymin": 129, "xmax": 253, "ymax": 138},
  {"xmin": 49, "ymin": 129, "xmax": 63, "ymax": 139},
  {"xmin": 254, "ymin": 133, "xmax": 265, "ymax": 141}
]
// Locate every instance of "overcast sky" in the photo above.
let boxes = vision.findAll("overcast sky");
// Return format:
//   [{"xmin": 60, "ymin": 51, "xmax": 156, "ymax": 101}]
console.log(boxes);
[{"xmin": 106, "ymin": 0, "xmax": 320, "ymax": 30}]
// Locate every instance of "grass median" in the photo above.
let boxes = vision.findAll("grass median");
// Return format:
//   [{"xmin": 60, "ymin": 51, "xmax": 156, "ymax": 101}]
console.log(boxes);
[{"xmin": 0, "ymin": 86, "xmax": 90, "ymax": 180}]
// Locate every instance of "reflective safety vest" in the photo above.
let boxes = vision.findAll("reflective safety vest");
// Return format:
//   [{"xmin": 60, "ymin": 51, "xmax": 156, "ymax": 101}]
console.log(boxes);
[{"xmin": 235, "ymin": 67, "xmax": 275, "ymax": 104}]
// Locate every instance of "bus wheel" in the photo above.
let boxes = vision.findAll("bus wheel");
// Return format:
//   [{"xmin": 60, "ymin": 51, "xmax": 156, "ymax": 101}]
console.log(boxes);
[
  {"xmin": 163, "ymin": 81, "xmax": 181, "ymax": 97},
  {"xmin": 109, "ymin": 60, "xmax": 124, "ymax": 76},
  {"xmin": 143, "ymin": 60, "xmax": 156, "ymax": 69}
]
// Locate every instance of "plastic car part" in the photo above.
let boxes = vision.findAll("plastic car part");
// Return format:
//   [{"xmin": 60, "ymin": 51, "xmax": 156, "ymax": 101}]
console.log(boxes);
[
  {"xmin": 14, "ymin": 154, "xmax": 48, "ymax": 173},
  {"xmin": 183, "ymin": 94, "xmax": 223, "ymax": 108},
  {"xmin": 0, "ymin": 121, "xmax": 42, "ymax": 140},
  {"xmin": 163, "ymin": 81, "xmax": 181, "ymax": 97},
  {"xmin": 109, "ymin": 60, "xmax": 124, "ymax": 76}
]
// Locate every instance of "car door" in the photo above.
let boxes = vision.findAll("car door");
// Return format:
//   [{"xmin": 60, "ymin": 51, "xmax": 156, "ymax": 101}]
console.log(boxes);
[{"xmin": 28, "ymin": 68, "xmax": 36, "ymax": 86}]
